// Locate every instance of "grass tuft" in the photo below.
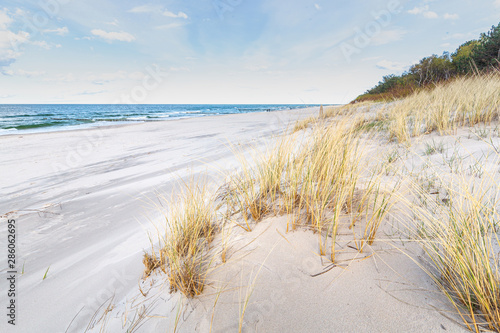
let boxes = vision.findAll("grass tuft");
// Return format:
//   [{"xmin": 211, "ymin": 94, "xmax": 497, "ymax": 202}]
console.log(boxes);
[
  {"xmin": 404, "ymin": 150, "xmax": 500, "ymax": 331},
  {"xmin": 144, "ymin": 181, "xmax": 218, "ymax": 298},
  {"xmin": 387, "ymin": 74, "xmax": 500, "ymax": 143}
]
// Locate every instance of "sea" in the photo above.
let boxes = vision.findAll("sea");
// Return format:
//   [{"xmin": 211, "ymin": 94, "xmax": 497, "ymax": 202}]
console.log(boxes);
[{"xmin": 0, "ymin": 104, "xmax": 315, "ymax": 135}]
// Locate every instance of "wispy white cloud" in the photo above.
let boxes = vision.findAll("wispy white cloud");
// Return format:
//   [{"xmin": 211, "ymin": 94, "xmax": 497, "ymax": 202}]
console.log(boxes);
[
  {"xmin": 43, "ymin": 73, "xmax": 76, "ymax": 82},
  {"xmin": 14, "ymin": 8, "xmax": 25, "ymax": 16},
  {"xmin": 129, "ymin": 5, "xmax": 188, "ymax": 19},
  {"xmin": 44, "ymin": 27, "xmax": 69, "ymax": 36},
  {"xmin": 408, "ymin": 5, "xmax": 438, "ymax": 18},
  {"xmin": 408, "ymin": 5, "xmax": 427, "ymax": 15},
  {"xmin": 0, "ymin": 30, "xmax": 29, "ymax": 64},
  {"xmin": 495, "ymin": 0, "xmax": 500, "ymax": 8},
  {"xmin": 0, "ymin": 9, "xmax": 30, "ymax": 67},
  {"xmin": 106, "ymin": 19, "xmax": 119, "ymax": 27},
  {"xmin": 91, "ymin": 29, "xmax": 135, "ymax": 42},
  {"xmin": 314, "ymin": 4, "xmax": 321, "ymax": 10},
  {"xmin": 3, "ymin": 69, "xmax": 46, "ymax": 77},
  {"xmin": 155, "ymin": 22, "xmax": 186, "ymax": 30},
  {"xmin": 423, "ymin": 11, "xmax": 438, "ymax": 19},
  {"xmin": 32, "ymin": 40, "xmax": 52, "ymax": 49},
  {"xmin": 19, "ymin": 69, "xmax": 46, "ymax": 77},
  {"xmin": 0, "ymin": 8, "xmax": 12, "ymax": 30},
  {"xmin": 443, "ymin": 13, "xmax": 459, "ymax": 20},
  {"xmin": 128, "ymin": 5, "xmax": 162, "ymax": 13},
  {"xmin": 371, "ymin": 29, "xmax": 407, "ymax": 46},
  {"xmin": 163, "ymin": 10, "xmax": 188, "ymax": 19},
  {"xmin": 376, "ymin": 60, "xmax": 410, "ymax": 72},
  {"xmin": 41, "ymin": 70, "xmax": 146, "ymax": 84},
  {"xmin": 408, "ymin": 5, "xmax": 457, "ymax": 19}
]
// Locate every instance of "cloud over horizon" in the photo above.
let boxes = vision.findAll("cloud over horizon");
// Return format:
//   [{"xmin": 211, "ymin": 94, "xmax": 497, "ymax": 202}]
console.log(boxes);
[
  {"xmin": 408, "ymin": 5, "xmax": 439, "ymax": 18},
  {"xmin": 90, "ymin": 29, "xmax": 135, "ymax": 42}
]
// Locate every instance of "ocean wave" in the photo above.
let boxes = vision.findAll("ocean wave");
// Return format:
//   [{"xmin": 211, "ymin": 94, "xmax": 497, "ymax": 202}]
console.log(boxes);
[
  {"xmin": 0, "ymin": 128, "xmax": 17, "ymax": 134},
  {"xmin": 92, "ymin": 118, "xmax": 137, "ymax": 122},
  {"xmin": 0, "ymin": 104, "xmax": 320, "ymax": 135},
  {"xmin": 6, "ymin": 121, "xmax": 65, "ymax": 130},
  {"xmin": 127, "ymin": 116, "xmax": 148, "ymax": 121}
]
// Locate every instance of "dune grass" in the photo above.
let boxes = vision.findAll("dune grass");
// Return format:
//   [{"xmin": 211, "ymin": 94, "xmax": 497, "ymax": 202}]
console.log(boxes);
[
  {"xmin": 145, "ymin": 182, "xmax": 218, "ymax": 298},
  {"xmin": 221, "ymin": 117, "xmax": 395, "ymax": 262},
  {"xmin": 381, "ymin": 73, "xmax": 500, "ymax": 330},
  {"xmin": 144, "ymin": 109, "xmax": 396, "ymax": 298},
  {"xmin": 141, "ymin": 74, "xmax": 500, "ymax": 331},
  {"xmin": 386, "ymin": 73, "xmax": 500, "ymax": 143},
  {"xmin": 406, "ymin": 166, "xmax": 500, "ymax": 332},
  {"xmin": 343, "ymin": 74, "xmax": 500, "ymax": 331},
  {"xmin": 293, "ymin": 116, "xmax": 316, "ymax": 133}
]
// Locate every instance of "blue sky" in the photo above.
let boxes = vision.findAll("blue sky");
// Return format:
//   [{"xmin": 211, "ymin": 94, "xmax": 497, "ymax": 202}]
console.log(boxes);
[{"xmin": 0, "ymin": 0, "xmax": 498, "ymax": 104}]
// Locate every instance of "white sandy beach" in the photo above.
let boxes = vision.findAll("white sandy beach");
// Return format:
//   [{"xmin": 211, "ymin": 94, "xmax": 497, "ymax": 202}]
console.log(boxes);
[
  {"xmin": 0, "ymin": 106, "xmax": 475, "ymax": 332},
  {"xmin": 1, "ymin": 1, "xmax": 498, "ymax": 331},
  {"xmin": 1, "ymin": 108, "xmax": 316, "ymax": 332}
]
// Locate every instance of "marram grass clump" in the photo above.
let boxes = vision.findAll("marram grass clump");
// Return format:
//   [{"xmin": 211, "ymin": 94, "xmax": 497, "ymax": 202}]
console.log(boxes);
[
  {"xmin": 145, "ymin": 182, "xmax": 218, "ymax": 298},
  {"xmin": 144, "ymin": 101, "xmax": 400, "ymax": 298},
  {"xmin": 387, "ymin": 73, "xmax": 500, "ymax": 143},
  {"xmin": 221, "ymin": 118, "xmax": 395, "ymax": 262},
  {"xmin": 407, "ymin": 171, "xmax": 500, "ymax": 332},
  {"xmin": 139, "ymin": 73, "xmax": 500, "ymax": 332}
]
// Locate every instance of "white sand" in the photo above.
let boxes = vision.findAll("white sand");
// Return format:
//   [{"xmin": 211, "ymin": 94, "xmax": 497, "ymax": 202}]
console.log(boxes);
[
  {"xmin": 2, "ymin": 107, "xmax": 486, "ymax": 332},
  {"xmin": 0, "ymin": 108, "xmax": 315, "ymax": 332}
]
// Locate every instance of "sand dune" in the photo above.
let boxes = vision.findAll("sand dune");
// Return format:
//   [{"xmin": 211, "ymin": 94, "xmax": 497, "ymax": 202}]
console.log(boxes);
[
  {"xmin": 3, "ymin": 105, "xmax": 490, "ymax": 332},
  {"xmin": 0, "ymin": 108, "xmax": 316, "ymax": 332}
]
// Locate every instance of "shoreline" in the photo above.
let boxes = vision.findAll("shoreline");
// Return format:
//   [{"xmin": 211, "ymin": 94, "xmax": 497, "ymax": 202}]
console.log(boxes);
[
  {"xmin": 0, "ymin": 105, "xmax": 324, "ymax": 137},
  {"xmin": 1, "ymin": 98, "xmax": 480, "ymax": 332},
  {"xmin": 0, "ymin": 106, "xmax": 319, "ymax": 332}
]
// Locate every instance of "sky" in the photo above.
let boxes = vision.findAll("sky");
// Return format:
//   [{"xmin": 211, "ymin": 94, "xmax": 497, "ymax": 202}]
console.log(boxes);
[{"xmin": 0, "ymin": 0, "xmax": 498, "ymax": 104}]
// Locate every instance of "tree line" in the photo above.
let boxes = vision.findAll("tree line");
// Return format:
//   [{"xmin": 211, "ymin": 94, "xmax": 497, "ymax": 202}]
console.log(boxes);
[{"xmin": 354, "ymin": 22, "xmax": 500, "ymax": 102}]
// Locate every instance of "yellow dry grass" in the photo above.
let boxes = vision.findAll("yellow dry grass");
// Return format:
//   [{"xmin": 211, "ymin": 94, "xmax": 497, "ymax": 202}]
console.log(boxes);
[
  {"xmin": 142, "ymin": 74, "xmax": 500, "ymax": 333},
  {"xmin": 387, "ymin": 74, "xmax": 500, "ymax": 143},
  {"xmin": 146, "ymin": 181, "xmax": 218, "ymax": 298}
]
